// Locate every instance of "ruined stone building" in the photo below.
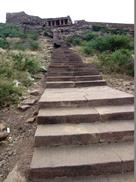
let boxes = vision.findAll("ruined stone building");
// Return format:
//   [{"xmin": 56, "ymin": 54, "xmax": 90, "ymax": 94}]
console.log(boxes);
[
  {"xmin": 6, "ymin": 11, "xmax": 72, "ymax": 29},
  {"xmin": 6, "ymin": 11, "xmax": 134, "ymax": 36}
]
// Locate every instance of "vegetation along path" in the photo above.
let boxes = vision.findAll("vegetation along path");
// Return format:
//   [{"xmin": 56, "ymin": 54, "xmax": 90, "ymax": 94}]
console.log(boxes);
[{"xmin": 29, "ymin": 31, "xmax": 134, "ymax": 181}]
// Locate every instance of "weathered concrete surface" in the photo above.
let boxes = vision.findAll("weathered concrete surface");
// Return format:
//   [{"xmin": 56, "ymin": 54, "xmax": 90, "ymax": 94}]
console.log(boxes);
[
  {"xmin": 35, "ymin": 120, "xmax": 133, "ymax": 146},
  {"xmin": 30, "ymin": 45, "xmax": 134, "ymax": 181},
  {"xmin": 32, "ymin": 173, "xmax": 134, "ymax": 182},
  {"xmin": 39, "ymin": 86, "xmax": 134, "ymax": 107},
  {"xmin": 30, "ymin": 142, "xmax": 133, "ymax": 178}
]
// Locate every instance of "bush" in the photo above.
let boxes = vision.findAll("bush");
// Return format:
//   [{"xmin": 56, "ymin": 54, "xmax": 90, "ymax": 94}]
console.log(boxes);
[
  {"xmin": 11, "ymin": 53, "xmax": 41, "ymax": 74},
  {"xmin": 0, "ymin": 23, "xmax": 24, "ymax": 38},
  {"xmin": 82, "ymin": 32, "xmax": 97, "ymax": 41},
  {"xmin": 99, "ymin": 49, "xmax": 134, "ymax": 76},
  {"xmin": 27, "ymin": 32, "xmax": 38, "ymax": 40},
  {"xmin": 67, "ymin": 36, "xmax": 81, "ymax": 46},
  {"xmin": 92, "ymin": 34, "xmax": 132, "ymax": 52},
  {"xmin": 30, "ymin": 40, "xmax": 39, "ymax": 50},
  {"xmin": 81, "ymin": 34, "xmax": 133, "ymax": 54},
  {"xmin": 0, "ymin": 79, "xmax": 22, "ymax": 107},
  {"xmin": 12, "ymin": 39, "xmax": 39, "ymax": 51},
  {"xmin": 92, "ymin": 25, "xmax": 105, "ymax": 32},
  {"xmin": 0, "ymin": 38, "xmax": 9, "ymax": 49}
]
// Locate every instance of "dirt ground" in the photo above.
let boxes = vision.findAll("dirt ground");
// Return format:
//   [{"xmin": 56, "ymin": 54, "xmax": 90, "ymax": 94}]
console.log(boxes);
[
  {"xmin": 0, "ymin": 36, "xmax": 52, "ymax": 182},
  {"xmin": 0, "ymin": 74, "xmax": 46, "ymax": 182}
]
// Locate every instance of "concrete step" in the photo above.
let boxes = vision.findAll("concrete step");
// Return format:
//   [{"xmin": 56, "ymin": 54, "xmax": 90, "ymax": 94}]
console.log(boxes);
[
  {"xmin": 48, "ymin": 67, "xmax": 98, "ymax": 72},
  {"xmin": 46, "ymin": 80, "xmax": 107, "ymax": 88},
  {"xmin": 31, "ymin": 172, "xmax": 134, "ymax": 182},
  {"xmin": 46, "ymin": 75, "xmax": 103, "ymax": 82},
  {"xmin": 37, "ymin": 107, "xmax": 100, "ymax": 124},
  {"xmin": 30, "ymin": 142, "xmax": 134, "ymax": 179},
  {"xmin": 39, "ymin": 86, "xmax": 134, "ymax": 108},
  {"xmin": 76, "ymin": 75, "xmax": 103, "ymax": 81},
  {"xmin": 47, "ymin": 70, "xmax": 99, "ymax": 76},
  {"xmin": 35, "ymin": 120, "xmax": 134, "ymax": 147},
  {"xmin": 96, "ymin": 105, "xmax": 134, "ymax": 121},
  {"xmin": 37, "ymin": 105, "xmax": 134, "ymax": 124}
]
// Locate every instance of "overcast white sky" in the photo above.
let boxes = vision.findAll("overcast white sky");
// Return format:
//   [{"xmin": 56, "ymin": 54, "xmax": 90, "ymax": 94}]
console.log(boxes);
[{"xmin": 0, "ymin": 0, "xmax": 134, "ymax": 23}]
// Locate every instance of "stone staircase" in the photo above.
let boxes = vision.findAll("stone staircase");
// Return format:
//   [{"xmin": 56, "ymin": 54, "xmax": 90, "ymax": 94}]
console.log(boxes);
[
  {"xmin": 45, "ymin": 48, "xmax": 107, "ymax": 88},
  {"xmin": 29, "ymin": 47, "xmax": 134, "ymax": 181}
]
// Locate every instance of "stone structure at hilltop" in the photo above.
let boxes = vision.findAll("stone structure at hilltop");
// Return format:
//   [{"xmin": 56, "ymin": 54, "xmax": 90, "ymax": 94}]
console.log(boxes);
[
  {"xmin": 6, "ymin": 11, "xmax": 134, "ymax": 36},
  {"xmin": 6, "ymin": 11, "xmax": 72, "ymax": 31}
]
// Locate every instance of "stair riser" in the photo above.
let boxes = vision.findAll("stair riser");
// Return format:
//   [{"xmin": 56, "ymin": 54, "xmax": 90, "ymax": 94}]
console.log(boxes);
[
  {"xmin": 30, "ymin": 161, "xmax": 134, "ymax": 179},
  {"xmin": 37, "ymin": 114, "xmax": 100, "ymax": 124},
  {"xmin": 46, "ymin": 81, "xmax": 107, "ymax": 88},
  {"xmin": 35, "ymin": 131, "xmax": 134, "ymax": 147},
  {"xmin": 48, "ymin": 68, "xmax": 97, "ymax": 72},
  {"xmin": 46, "ymin": 76, "xmax": 103, "ymax": 82},
  {"xmin": 47, "ymin": 71, "xmax": 99, "ymax": 76},
  {"xmin": 46, "ymin": 82, "xmax": 75, "ymax": 88},
  {"xmin": 39, "ymin": 97, "xmax": 134, "ymax": 108},
  {"xmin": 101, "ymin": 112, "xmax": 134, "ymax": 121}
]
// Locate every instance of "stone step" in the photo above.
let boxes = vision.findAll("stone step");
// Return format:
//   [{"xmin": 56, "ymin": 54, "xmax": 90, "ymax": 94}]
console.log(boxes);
[
  {"xmin": 46, "ymin": 80, "xmax": 107, "ymax": 88},
  {"xmin": 37, "ymin": 107, "xmax": 100, "ymax": 124},
  {"xmin": 31, "ymin": 172, "xmax": 134, "ymax": 182},
  {"xmin": 37, "ymin": 105, "xmax": 134, "ymax": 124},
  {"xmin": 47, "ymin": 70, "xmax": 99, "ymax": 76},
  {"xmin": 39, "ymin": 86, "xmax": 134, "ymax": 108},
  {"xmin": 48, "ymin": 67, "xmax": 97, "ymax": 72},
  {"xmin": 46, "ymin": 75, "xmax": 103, "ymax": 81},
  {"xmin": 30, "ymin": 142, "xmax": 134, "ymax": 179},
  {"xmin": 35, "ymin": 120, "xmax": 134, "ymax": 147},
  {"xmin": 96, "ymin": 105, "xmax": 134, "ymax": 121}
]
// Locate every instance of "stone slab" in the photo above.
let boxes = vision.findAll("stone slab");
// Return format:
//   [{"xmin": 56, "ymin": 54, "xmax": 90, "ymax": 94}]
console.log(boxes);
[
  {"xmin": 31, "ymin": 172, "xmax": 133, "ymax": 182},
  {"xmin": 30, "ymin": 142, "xmax": 133, "ymax": 178},
  {"xmin": 35, "ymin": 120, "xmax": 134, "ymax": 146},
  {"xmin": 39, "ymin": 86, "xmax": 133, "ymax": 107},
  {"xmin": 37, "ymin": 107, "xmax": 100, "ymax": 124}
]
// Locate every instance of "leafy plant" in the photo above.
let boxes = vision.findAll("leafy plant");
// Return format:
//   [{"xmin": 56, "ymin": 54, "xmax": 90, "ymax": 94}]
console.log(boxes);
[{"xmin": 0, "ymin": 38, "xmax": 9, "ymax": 49}]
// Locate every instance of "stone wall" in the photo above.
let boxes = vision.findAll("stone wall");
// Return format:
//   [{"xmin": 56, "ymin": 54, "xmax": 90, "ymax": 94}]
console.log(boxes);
[
  {"xmin": 74, "ymin": 20, "xmax": 134, "ymax": 35},
  {"xmin": 6, "ymin": 12, "xmax": 134, "ymax": 36},
  {"xmin": 6, "ymin": 11, "xmax": 72, "ymax": 30}
]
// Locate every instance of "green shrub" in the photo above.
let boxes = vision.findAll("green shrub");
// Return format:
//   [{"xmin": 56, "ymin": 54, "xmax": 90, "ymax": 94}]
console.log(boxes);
[
  {"xmin": 81, "ymin": 34, "xmax": 133, "ymax": 54},
  {"xmin": 30, "ymin": 40, "xmax": 39, "ymax": 50},
  {"xmin": 93, "ymin": 34, "xmax": 132, "ymax": 52},
  {"xmin": 0, "ymin": 38, "xmax": 9, "ymax": 49},
  {"xmin": 0, "ymin": 79, "xmax": 22, "ymax": 106},
  {"xmin": 12, "ymin": 39, "xmax": 39, "ymax": 51},
  {"xmin": 99, "ymin": 49, "xmax": 133, "ymax": 76},
  {"xmin": 67, "ymin": 36, "xmax": 81, "ymax": 46},
  {"xmin": 82, "ymin": 42, "xmax": 95, "ymax": 55},
  {"xmin": 27, "ymin": 32, "xmax": 38, "ymax": 40},
  {"xmin": 11, "ymin": 53, "xmax": 41, "ymax": 73},
  {"xmin": 92, "ymin": 25, "xmax": 104, "ymax": 32},
  {"xmin": 82, "ymin": 32, "xmax": 97, "ymax": 41},
  {"xmin": 0, "ymin": 23, "xmax": 24, "ymax": 38}
]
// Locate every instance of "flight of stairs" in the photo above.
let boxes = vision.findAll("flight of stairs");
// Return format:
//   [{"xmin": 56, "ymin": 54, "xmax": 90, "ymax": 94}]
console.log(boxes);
[{"xmin": 29, "ymin": 47, "xmax": 134, "ymax": 181}]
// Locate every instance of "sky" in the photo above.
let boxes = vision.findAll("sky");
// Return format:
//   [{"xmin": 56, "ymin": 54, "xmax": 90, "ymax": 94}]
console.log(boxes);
[{"xmin": 0, "ymin": 0, "xmax": 134, "ymax": 24}]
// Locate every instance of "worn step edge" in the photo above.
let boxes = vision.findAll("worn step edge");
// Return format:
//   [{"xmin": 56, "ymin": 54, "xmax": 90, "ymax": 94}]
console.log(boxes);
[
  {"xmin": 35, "ymin": 120, "xmax": 134, "ymax": 146},
  {"xmin": 30, "ymin": 142, "xmax": 134, "ymax": 179},
  {"xmin": 39, "ymin": 97, "xmax": 134, "ymax": 108},
  {"xmin": 46, "ymin": 80, "xmax": 107, "ymax": 88},
  {"xmin": 37, "ymin": 105, "xmax": 134, "ymax": 124},
  {"xmin": 29, "ymin": 172, "xmax": 134, "ymax": 182},
  {"xmin": 46, "ymin": 75, "xmax": 103, "ymax": 81}
]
